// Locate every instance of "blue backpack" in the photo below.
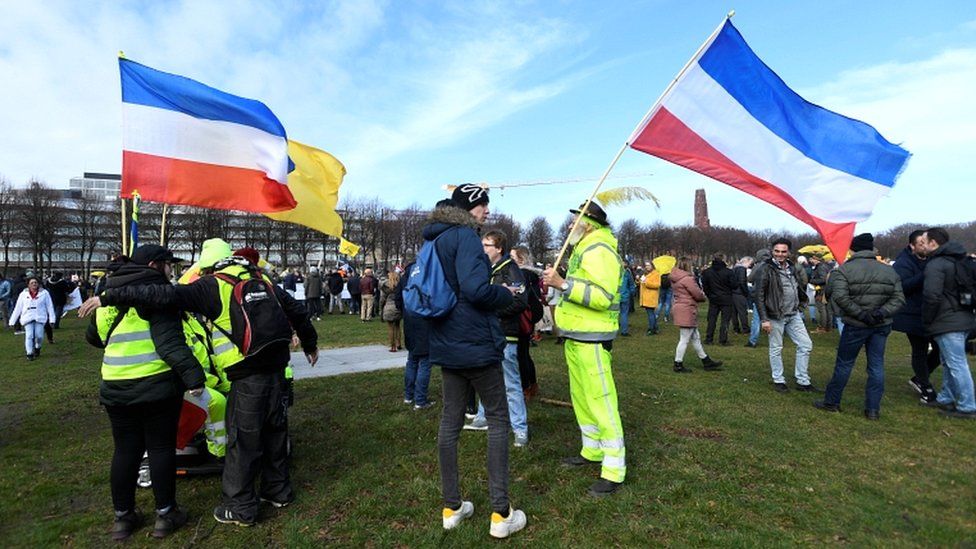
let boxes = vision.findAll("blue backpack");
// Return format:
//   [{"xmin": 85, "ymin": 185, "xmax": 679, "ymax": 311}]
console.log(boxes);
[{"xmin": 404, "ymin": 233, "xmax": 457, "ymax": 318}]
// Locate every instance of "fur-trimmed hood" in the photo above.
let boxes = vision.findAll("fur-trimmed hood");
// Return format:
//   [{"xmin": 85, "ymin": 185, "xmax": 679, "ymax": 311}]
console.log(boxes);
[{"xmin": 423, "ymin": 204, "xmax": 481, "ymax": 241}]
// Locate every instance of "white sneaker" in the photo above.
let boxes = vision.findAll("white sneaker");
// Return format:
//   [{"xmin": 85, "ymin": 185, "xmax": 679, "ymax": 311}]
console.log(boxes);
[
  {"xmin": 442, "ymin": 501, "xmax": 474, "ymax": 530},
  {"xmin": 463, "ymin": 417, "xmax": 488, "ymax": 431},
  {"xmin": 489, "ymin": 507, "xmax": 526, "ymax": 539},
  {"xmin": 513, "ymin": 431, "xmax": 529, "ymax": 447}
]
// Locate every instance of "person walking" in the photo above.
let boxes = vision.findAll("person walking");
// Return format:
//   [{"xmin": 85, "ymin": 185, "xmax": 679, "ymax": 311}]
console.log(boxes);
[
  {"xmin": 543, "ymin": 201, "xmax": 626, "ymax": 497},
  {"xmin": 670, "ymin": 258, "xmax": 724, "ymax": 373},
  {"xmin": 815, "ymin": 234, "xmax": 905, "ymax": 420},
  {"xmin": 380, "ymin": 271, "xmax": 403, "ymax": 352},
  {"xmin": 640, "ymin": 264, "xmax": 661, "ymax": 336},
  {"xmin": 82, "ymin": 245, "xmax": 206, "ymax": 541},
  {"xmin": 920, "ymin": 227, "xmax": 976, "ymax": 419},
  {"xmin": 892, "ymin": 230, "xmax": 941, "ymax": 403},
  {"xmin": 757, "ymin": 238, "xmax": 820, "ymax": 393},
  {"xmin": 9, "ymin": 275, "xmax": 56, "ymax": 360},
  {"xmin": 423, "ymin": 188, "xmax": 526, "ymax": 539},
  {"xmin": 701, "ymin": 256, "xmax": 735, "ymax": 345},
  {"xmin": 359, "ymin": 268, "xmax": 377, "ymax": 322}
]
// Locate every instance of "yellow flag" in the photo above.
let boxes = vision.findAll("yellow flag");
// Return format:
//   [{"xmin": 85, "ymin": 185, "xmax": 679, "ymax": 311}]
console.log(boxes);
[
  {"xmin": 339, "ymin": 237, "xmax": 360, "ymax": 257},
  {"xmin": 266, "ymin": 140, "xmax": 346, "ymax": 236}
]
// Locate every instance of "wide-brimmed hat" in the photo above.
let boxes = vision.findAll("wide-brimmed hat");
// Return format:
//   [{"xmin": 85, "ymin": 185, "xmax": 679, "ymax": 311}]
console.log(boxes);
[{"xmin": 569, "ymin": 201, "xmax": 609, "ymax": 226}]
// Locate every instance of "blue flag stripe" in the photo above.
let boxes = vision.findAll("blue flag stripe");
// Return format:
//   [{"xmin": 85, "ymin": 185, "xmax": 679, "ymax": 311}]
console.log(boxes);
[
  {"xmin": 120, "ymin": 59, "xmax": 287, "ymax": 138},
  {"xmin": 698, "ymin": 22, "xmax": 909, "ymax": 188}
]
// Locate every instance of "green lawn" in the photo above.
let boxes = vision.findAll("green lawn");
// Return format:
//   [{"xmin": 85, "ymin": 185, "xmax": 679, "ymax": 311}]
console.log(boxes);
[{"xmin": 1, "ymin": 310, "xmax": 974, "ymax": 547}]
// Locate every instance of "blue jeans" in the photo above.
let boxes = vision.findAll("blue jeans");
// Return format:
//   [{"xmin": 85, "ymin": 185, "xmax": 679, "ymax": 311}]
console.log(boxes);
[
  {"xmin": 835, "ymin": 316, "xmax": 845, "ymax": 335},
  {"xmin": 748, "ymin": 305, "xmax": 761, "ymax": 345},
  {"xmin": 934, "ymin": 332, "xmax": 976, "ymax": 413},
  {"xmin": 807, "ymin": 304, "xmax": 817, "ymax": 324},
  {"xmin": 476, "ymin": 343, "xmax": 527, "ymax": 436},
  {"xmin": 644, "ymin": 307, "xmax": 658, "ymax": 334},
  {"xmin": 824, "ymin": 324, "xmax": 891, "ymax": 411},
  {"xmin": 404, "ymin": 352, "xmax": 432, "ymax": 406},
  {"xmin": 618, "ymin": 298, "xmax": 631, "ymax": 335},
  {"xmin": 23, "ymin": 321, "xmax": 45, "ymax": 355},
  {"xmin": 768, "ymin": 313, "xmax": 812, "ymax": 385},
  {"xmin": 657, "ymin": 288, "xmax": 672, "ymax": 321}
]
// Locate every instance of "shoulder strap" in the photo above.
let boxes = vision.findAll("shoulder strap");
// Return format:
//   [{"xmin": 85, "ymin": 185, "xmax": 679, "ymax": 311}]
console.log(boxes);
[{"xmin": 102, "ymin": 306, "xmax": 130, "ymax": 345}]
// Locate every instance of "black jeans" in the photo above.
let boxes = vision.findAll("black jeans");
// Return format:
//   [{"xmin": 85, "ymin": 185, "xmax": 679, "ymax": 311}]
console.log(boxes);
[
  {"xmin": 906, "ymin": 333, "xmax": 941, "ymax": 388},
  {"xmin": 516, "ymin": 335, "xmax": 537, "ymax": 389},
  {"xmin": 223, "ymin": 370, "xmax": 291, "ymax": 522},
  {"xmin": 731, "ymin": 294, "xmax": 749, "ymax": 332},
  {"xmin": 705, "ymin": 302, "xmax": 732, "ymax": 343},
  {"xmin": 105, "ymin": 397, "xmax": 182, "ymax": 513},
  {"xmin": 439, "ymin": 365, "xmax": 511, "ymax": 514}
]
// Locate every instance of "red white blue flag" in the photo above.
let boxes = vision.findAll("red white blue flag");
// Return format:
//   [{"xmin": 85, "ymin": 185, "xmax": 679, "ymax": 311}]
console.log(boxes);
[
  {"xmin": 629, "ymin": 20, "xmax": 911, "ymax": 260},
  {"xmin": 120, "ymin": 58, "xmax": 296, "ymax": 213}
]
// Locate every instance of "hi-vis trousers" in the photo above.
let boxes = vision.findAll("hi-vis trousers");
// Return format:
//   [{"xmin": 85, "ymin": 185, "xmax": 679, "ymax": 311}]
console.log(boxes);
[
  {"xmin": 205, "ymin": 387, "xmax": 228, "ymax": 458},
  {"xmin": 565, "ymin": 339, "xmax": 626, "ymax": 483}
]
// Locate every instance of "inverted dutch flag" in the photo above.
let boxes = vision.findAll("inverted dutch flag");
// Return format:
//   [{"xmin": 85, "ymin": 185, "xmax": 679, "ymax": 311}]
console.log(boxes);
[
  {"xmin": 120, "ymin": 58, "xmax": 297, "ymax": 213},
  {"xmin": 629, "ymin": 20, "xmax": 910, "ymax": 261}
]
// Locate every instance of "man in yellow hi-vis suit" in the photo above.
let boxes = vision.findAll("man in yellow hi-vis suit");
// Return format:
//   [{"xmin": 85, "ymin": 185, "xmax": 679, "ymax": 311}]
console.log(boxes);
[{"xmin": 544, "ymin": 201, "xmax": 625, "ymax": 497}]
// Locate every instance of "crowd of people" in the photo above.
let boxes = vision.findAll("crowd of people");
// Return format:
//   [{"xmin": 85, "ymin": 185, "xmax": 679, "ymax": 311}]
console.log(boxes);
[{"xmin": 4, "ymin": 184, "xmax": 973, "ymax": 541}]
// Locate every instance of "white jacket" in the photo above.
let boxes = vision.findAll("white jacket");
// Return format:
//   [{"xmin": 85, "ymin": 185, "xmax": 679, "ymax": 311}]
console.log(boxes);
[{"xmin": 9, "ymin": 289, "xmax": 56, "ymax": 326}]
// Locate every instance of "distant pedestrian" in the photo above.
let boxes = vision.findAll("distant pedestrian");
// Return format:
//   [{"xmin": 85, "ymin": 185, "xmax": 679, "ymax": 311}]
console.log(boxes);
[
  {"xmin": 892, "ymin": 230, "xmax": 941, "ymax": 403},
  {"xmin": 305, "ymin": 268, "xmax": 323, "ymax": 320},
  {"xmin": 745, "ymin": 249, "xmax": 770, "ymax": 348},
  {"xmin": 701, "ymin": 255, "xmax": 735, "ymax": 345},
  {"xmin": 380, "ymin": 271, "xmax": 403, "ymax": 352},
  {"xmin": 8, "ymin": 276, "xmax": 55, "ymax": 360},
  {"xmin": 348, "ymin": 271, "xmax": 362, "ymax": 315},
  {"xmin": 670, "ymin": 258, "xmax": 723, "ymax": 373},
  {"xmin": 617, "ymin": 262, "xmax": 637, "ymax": 336},
  {"xmin": 327, "ymin": 269, "xmax": 344, "ymax": 314},
  {"xmin": 639, "ymin": 264, "xmax": 661, "ymax": 336},
  {"xmin": 808, "ymin": 255, "xmax": 833, "ymax": 333},
  {"xmin": 398, "ymin": 262, "xmax": 434, "ymax": 410},
  {"xmin": 359, "ymin": 269, "xmax": 377, "ymax": 322},
  {"xmin": 731, "ymin": 258, "xmax": 751, "ymax": 334}
]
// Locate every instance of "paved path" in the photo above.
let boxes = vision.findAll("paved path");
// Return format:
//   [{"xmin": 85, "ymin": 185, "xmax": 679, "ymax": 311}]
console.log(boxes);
[{"xmin": 289, "ymin": 345, "xmax": 405, "ymax": 380}]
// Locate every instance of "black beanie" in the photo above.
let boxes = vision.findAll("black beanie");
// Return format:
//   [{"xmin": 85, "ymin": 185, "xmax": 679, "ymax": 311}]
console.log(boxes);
[
  {"xmin": 850, "ymin": 233, "xmax": 875, "ymax": 252},
  {"xmin": 451, "ymin": 184, "xmax": 489, "ymax": 211}
]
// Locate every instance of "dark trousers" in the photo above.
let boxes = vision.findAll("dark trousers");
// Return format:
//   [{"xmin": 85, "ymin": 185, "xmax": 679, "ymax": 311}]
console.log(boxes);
[
  {"xmin": 105, "ymin": 397, "xmax": 182, "ymax": 513},
  {"xmin": 350, "ymin": 295, "xmax": 361, "ymax": 314},
  {"xmin": 439, "ymin": 365, "xmax": 510, "ymax": 514},
  {"xmin": 825, "ymin": 324, "xmax": 891, "ymax": 411},
  {"xmin": 306, "ymin": 297, "xmax": 323, "ymax": 318},
  {"xmin": 731, "ymin": 294, "xmax": 749, "ymax": 332},
  {"xmin": 516, "ymin": 335, "xmax": 537, "ymax": 389},
  {"xmin": 223, "ymin": 371, "xmax": 291, "ymax": 521},
  {"xmin": 705, "ymin": 302, "xmax": 732, "ymax": 344},
  {"xmin": 906, "ymin": 333, "xmax": 941, "ymax": 388}
]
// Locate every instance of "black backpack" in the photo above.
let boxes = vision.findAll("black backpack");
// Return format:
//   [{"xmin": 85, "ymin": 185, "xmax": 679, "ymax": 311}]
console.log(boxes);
[
  {"xmin": 954, "ymin": 256, "xmax": 976, "ymax": 313},
  {"xmin": 213, "ymin": 269, "xmax": 293, "ymax": 356},
  {"xmin": 660, "ymin": 273, "xmax": 671, "ymax": 290}
]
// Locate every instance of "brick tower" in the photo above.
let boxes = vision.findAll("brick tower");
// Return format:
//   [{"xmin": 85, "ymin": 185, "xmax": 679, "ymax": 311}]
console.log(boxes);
[{"xmin": 693, "ymin": 188, "xmax": 710, "ymax": 229}]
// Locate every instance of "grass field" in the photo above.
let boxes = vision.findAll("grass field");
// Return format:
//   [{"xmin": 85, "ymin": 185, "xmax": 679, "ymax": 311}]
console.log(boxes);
[{"xmin": 1, "ymin": 310, "xmax": 974, "ymax": 547}]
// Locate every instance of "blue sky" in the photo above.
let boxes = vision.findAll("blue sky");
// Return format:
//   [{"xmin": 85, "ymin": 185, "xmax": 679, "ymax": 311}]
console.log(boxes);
[{"xmin": 1, "ymin": 0, "xmax": 974, "ymax": 236}]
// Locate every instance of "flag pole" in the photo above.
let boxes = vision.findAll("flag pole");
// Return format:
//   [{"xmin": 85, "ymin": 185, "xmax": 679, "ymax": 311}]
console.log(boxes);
[
  {"xmin": 160, "ymin": 204, "xmax": 169, "ymax": 245},
  {"xmin": 120, "ymin": 195, "xmax": 128, "ymax": 255},
  {"xmin": 551, "ymin": 11, "xmax": 734, "ymax": 269}
]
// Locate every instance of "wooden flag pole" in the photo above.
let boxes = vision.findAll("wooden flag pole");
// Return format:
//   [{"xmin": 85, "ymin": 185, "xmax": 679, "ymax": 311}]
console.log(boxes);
[
  {"xmin": 120, "ymin": 196, "xmax": 128, "ymax": 255},
  {"xmin": 159, "ymin": 204, "xmax": 169, "ymax": 246},
  {"xmin": 551, "ymin": 11, "xmax": 734, "ymax": 269}
]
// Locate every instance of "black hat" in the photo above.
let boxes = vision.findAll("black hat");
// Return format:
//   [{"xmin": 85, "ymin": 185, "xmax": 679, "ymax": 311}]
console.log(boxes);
[
  {"xmin": 131, "ymin": 244, "xmax": 185, "ymax": 266},
  {"xmin": 850, "ymin": 233, "xmax": 875, "ymax": 252},
  {"xmin": 451, "ymin": 184, "xmax": 490, "ymax": 211},
  {"xmin": 569, "ymin": 201, "xmax": 610, "ymax": 226}
]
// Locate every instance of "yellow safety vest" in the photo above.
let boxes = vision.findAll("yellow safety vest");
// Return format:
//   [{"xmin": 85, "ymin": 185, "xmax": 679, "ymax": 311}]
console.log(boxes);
[
  {"xmin": 96, "ymin": 306, "xmax": 171, "ymax": 381},
  {"xmin": 556, "ymin": 226, "xmax": 623, "ymax": 341}
]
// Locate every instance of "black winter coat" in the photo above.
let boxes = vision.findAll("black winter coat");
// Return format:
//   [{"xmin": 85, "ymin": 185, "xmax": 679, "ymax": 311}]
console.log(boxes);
[
  {"xmin": 85, "ymin": 264, "xmax": 206, "ymax": 407},
  {"xmin": 701, "ymin": 259, "xmax": 734, "ymax": 305},
  {"xmin": 423, "ymin": 205, "xmax": 512, "ymax": 369},
  {"xmin": 923, "ymin": 241, "xmax": 976, "ymax": 337},
  {"xmin": 100, "ymin": 271, "xmax": 318, "ymax": 381},
  {"xmin": 892, "ymin": 246, "xmax": 927, "ymax": 335},
  {"xmin": 490, "ymin": 258, "xmax": 528, "ymax": 339}
]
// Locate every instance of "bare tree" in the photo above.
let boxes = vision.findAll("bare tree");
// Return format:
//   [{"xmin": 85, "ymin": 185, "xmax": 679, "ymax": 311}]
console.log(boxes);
[
  {"xmin": 616, "ymin": 219, "xmax": 641, "ymax": 261},
  {"xmin": 0, "ymin": 179, "xmax": 16, "ymax": 275},
  {"xmin": 68, "ymin": 192, "xmax": 111, "ymax": 274},
  {"xmin": 524, "ymin": 216, "xmax": 553, "ymax": 265},
  {"xmin": 16, "ymin": 180, "xmax": 62, "ymax": 273}
]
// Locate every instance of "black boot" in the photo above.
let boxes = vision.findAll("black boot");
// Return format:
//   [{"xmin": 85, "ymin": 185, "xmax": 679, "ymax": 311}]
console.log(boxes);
[
  {"xmin": 673, "ymin": 361, "xmax": 692, "ymax": 373},
  {"xmin": 702, "ymin": 356, "xmax": 723, "ymax": 371}
]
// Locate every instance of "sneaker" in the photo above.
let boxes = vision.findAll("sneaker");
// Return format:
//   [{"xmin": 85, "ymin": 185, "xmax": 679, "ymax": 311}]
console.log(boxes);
[
  {"xmin": 403, "ymin": 398, "xmax": 414, "ymax": 405},
  {"xmin": 588, "ymin": 478, "xmax": 623, "ymax": 497},
  {"xmin": 111, "ymin": 509, "xmax": 144, "ymax": 541},
  {"xmin": 813, "ymin": 400, "xmax": 840, "ymax": 412},
  {"xmin": 744, "ymin": 342, "xmax": 758, "ymax": 348},
  {"xmin": 921, "ymin": 399, "xmax": 956, "ymax": 411},
  {"xmin": 773, "ymin": 383, "xmax": 789, "ymax": 393},
  {"xmin": 260, "ymin": 495, "xmax": 294, "ymax": 508},
  {"xmin": 864, "ymin": 409, "xmax": 880, "ymax": 421},
  {"xmin": 213, "ymin": 506, "xmax": 255, "ymax": 527},
  {"xmin": 152, "ymin": 505, "xmax": 188, "ymax": 538},
  {"xmin": 442, "ymin": 501, "xmax": 474, "ymax": 530},
  {"xmin": 414, "ymin": 401, "xmax": 436, "ymax": 411},
  {"xmin": 513, "ymin": 432, "xmax": 529, "ymax": 447},
  {"xmin": 464, "ymin": 412, "xmax": 477, "ymax": 420},
  {"xmin": 489, "ymin": 507, "xmax": 527, "ymax": 539},
  {"xmin": 907, "ymin": 377, "xmax": 924, "ymax": 394},
  {"xmin": 561, "ymin": 455, "xmax": 601, "ymax": 467},
  {"xmin": 795, "ymin": 383, "xmax": 822, "ymax": 393},
  {"xmin": 463, "ymin": 417, "xmax": 488, "ymax": 431},
  {"xmin": 940, "ymin": 409, "xmax": 976, "ymax": 419},
  {"xmin": 26, "ymin": 353, "xmax": 34, "ymax": 361}
]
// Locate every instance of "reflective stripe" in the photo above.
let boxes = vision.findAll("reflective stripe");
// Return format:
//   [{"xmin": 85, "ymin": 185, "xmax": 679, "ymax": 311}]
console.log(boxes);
[
  {"xmin": 582, "ymin": 284, "xmax": 592, "ymax": 307},
  {"xmin": 582, "ymin": 437, "xmax": 601, "ymax": 448},
  {"xmin": 603, "ymin": 455, "xmax": 626, "ymax": 469},
  {"xmin": 560, "ymin": 330, "xmax": 618, "ymax": 342},
  {"xmin": 580, "ymin": 241, "xmax": 619, "ymax": 258},
  {"xmin": 601, "ymin": 438, "xmax": 625, "ymax": 450},
  {"xmin": 213, "ymin": 341, "xmax": 236, "ymax": 355},
  {"xmin": 107, "ymin": 330, "xmax": 152, "ymax": 344},
  {"xmin": 608, "ymin": 303, "xmax": 620, "ymax": 311},
  {"xmin": 211, "ymin": 436, "xmax": 227, "ymax": 445},
  {"xmin": 102, "ymin": 351, "xmax": 162, "ymax": 366},
  {"xmin": 208, "ymin": 421, "xmax": 226, "ymax": 431},
  {"xmin": 569, "ymin": 277, "xmax": 614, "ymax": 307},
  {"xmin": 594, "ymin": 345, "xmax": 625, "ymax": 442},
  {"xmin": 580, "ymin": 424, "xmax": 600, "ymax": 435}
]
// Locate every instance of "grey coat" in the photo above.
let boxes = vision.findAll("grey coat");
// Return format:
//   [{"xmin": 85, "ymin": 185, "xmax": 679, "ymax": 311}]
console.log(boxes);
[
  {"xmin": 827, "ymin": 250, "xmax": 905, "ymax": 328},
  {"xmin": 922, "ymin": 241, "xmax": 976, "ymax": 336}
]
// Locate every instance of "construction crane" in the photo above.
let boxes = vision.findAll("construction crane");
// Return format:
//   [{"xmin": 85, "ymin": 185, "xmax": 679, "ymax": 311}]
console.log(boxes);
[{"xmin": 442, "ymin": 171, "xmax": 654, "ymax": 192}]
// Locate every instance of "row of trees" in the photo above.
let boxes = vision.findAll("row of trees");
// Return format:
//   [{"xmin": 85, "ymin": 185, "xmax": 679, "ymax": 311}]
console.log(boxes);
[{"xmin": 2, "ymin": 178, "xmax": 974, "ymax": 277}]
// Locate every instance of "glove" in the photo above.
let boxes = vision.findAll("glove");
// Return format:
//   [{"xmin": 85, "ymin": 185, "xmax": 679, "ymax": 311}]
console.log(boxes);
[
  {"xmin": 870, "ymin": 309, "xmax": 886, "ymax": 325},
  {"xmin": 857, "ymin": 311, "xmax": 877, "ymax": 326}
]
